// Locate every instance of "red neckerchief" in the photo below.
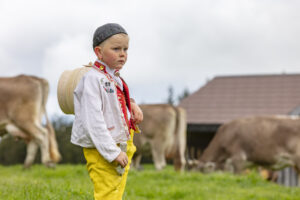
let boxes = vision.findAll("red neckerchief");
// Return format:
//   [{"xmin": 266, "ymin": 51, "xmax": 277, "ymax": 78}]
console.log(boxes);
[
  {"xmin": 120, "ymin": 77, "xmax": 137, "ymax": 131},
  {"xmin": 93, "ymin": 61, "xmax": 136, "ymax": 131}
]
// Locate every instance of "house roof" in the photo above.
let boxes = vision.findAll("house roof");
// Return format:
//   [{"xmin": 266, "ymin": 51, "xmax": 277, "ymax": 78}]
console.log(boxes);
[{"xmin": 179, "ymin": 74, "xmax": 300, "ymax": 124}]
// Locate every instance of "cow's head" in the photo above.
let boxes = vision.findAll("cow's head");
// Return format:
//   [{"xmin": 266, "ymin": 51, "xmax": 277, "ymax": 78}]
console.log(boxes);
[
  {"xmin": 186, "ymin": 159, "xmax": 199, "ymax": 170},
  {"xmin": 197, "ymin": 161, "xmax": 216, "ymax": 173}
]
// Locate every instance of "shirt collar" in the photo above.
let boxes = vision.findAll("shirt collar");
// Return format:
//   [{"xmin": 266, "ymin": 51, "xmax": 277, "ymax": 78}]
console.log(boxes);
[{"xmin": 96, "ymin": 59, "xmax": 123, "ymax": 89}]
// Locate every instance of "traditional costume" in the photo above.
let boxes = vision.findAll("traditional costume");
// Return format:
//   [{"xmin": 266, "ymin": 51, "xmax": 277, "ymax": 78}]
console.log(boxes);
[{"xmin": 71, "ymin": 59, "xmax": 137, "ymax": 200}]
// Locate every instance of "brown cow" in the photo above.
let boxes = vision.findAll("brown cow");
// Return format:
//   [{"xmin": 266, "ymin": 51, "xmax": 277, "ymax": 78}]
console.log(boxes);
[
  {"xmin": 198, "ymin": 115, "xmax": 300, "ymax": 174},
  {"xmin": 0, "ymin": 75, "xmax": 61, "ymax": 168},
  {"xmin": 132, "ymin": 104, "xmax": 187, "ymax": 171}
]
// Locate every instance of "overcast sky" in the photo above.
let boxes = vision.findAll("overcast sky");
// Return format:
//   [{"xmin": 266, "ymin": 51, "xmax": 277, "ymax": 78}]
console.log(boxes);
[{"xmin": 1, "ymin": 0, "xmax": 300, "ymax": 116}]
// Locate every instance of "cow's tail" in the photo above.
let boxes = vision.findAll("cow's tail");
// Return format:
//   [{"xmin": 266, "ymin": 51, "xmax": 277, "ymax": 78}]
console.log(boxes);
[
  {"xmin": 172, "ymin": 106, "xmax": 187, "ymax": 171},
  {"xmin": 45, "ymin": 109, "xmax": 62, "ymax": 163},
  {"xmin": 40, "ymin": 78, "xmax": 62, "ymax": 163}
]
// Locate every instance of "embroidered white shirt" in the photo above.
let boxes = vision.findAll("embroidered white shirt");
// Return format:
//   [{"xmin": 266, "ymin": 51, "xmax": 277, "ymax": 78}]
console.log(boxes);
[{"xmin": 71, "ymin": 67, "xmax": 130, "ymax": 162}]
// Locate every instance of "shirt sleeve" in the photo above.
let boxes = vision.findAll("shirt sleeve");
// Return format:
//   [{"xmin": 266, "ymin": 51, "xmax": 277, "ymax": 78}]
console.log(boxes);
[{"xmin": 80, "ymin": 74, "xmax": 121, "ymax": 162}]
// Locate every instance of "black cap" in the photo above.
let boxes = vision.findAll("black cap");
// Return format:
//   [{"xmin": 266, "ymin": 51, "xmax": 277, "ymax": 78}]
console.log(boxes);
[{"xmin": 93, "ymin": 23, "xmax": 127, "ymax": 48}]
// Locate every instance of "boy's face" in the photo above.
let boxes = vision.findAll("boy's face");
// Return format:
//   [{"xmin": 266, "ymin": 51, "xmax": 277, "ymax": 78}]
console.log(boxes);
[{"xmin": 94, "ymin": 34, "xmax": 129, "ymax": 70}]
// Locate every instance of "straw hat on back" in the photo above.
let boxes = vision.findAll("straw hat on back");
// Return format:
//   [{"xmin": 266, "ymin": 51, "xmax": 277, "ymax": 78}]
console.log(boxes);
[{"xmin": 57, "ymin": 63, "xmax": 93, "ymax": 114}]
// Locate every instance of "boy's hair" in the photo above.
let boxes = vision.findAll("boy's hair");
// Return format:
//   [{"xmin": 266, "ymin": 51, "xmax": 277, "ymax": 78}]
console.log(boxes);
[{"xmin": 93, "ymin": 23, "xmax": 127, "ymax": 48}]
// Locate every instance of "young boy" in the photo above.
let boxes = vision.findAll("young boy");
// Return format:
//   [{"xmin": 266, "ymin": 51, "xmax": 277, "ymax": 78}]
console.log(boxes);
[{"xmin": 71, "ymin": 23, "xmax": 143, "ymax": 200}]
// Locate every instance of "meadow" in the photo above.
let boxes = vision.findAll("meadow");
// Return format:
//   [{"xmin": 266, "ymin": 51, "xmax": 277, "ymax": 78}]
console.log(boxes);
[{"xmin": 0, "ymin": 164, "xmax": 300, "ymax": 200}]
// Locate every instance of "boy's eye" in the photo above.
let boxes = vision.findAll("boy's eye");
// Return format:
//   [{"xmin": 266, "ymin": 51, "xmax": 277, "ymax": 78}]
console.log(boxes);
[{"xmin": 112, "ymin": 47, "xmax": 128, "ymax": 52}]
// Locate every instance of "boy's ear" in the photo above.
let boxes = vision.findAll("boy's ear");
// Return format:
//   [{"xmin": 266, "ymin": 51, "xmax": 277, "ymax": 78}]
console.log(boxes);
[{"xmin": 94, "ymin": 46, "xmax": 103, "ymax": 60}]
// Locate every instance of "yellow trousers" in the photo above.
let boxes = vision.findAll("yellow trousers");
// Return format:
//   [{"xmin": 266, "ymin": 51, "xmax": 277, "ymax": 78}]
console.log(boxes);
[{"xmin": 83, "ymin": 130, "xmax": 136, "ymax": 200}]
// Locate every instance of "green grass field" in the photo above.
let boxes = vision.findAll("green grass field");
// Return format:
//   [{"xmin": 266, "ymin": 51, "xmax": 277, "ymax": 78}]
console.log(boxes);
[{"xmin": 0, "ymin": 164, "xmax": 300, "ymax": 200}]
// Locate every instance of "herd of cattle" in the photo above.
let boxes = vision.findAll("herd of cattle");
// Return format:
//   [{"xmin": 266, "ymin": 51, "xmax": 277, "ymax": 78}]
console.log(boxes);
[{"xmin": 1, "ymin": 75, "xmax": 300, "ymax": 180}]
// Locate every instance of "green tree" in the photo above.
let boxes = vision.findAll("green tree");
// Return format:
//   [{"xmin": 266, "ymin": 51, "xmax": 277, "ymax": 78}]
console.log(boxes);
[
  {"xmin": 167, "ymin": 86, "xmax": 175, "ymax": 105},
  {"xmin": 178, "ymin": 87, "xmax": 190, "ymax": 103}
]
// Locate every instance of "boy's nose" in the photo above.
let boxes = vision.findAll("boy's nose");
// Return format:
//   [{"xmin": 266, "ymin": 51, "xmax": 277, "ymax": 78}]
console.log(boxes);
[{"xmin": 120, "ymin": 50, "xmax": 126, "ymax": 57}]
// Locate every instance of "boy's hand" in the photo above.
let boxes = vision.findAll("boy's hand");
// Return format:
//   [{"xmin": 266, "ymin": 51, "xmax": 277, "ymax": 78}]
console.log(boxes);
[
  {"xmin": 130, "ymin": 102, "xmax": 143, "ymax": 124},
  {"xmin": 114, "ymin": 151, "xmax": 128, "ymax": 168}
]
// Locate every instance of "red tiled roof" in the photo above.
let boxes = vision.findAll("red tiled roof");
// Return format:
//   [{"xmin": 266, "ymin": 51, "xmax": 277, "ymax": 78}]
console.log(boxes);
[{"xmin": 179, "ymin": 74, "xmax": 300, "ymax": 124}]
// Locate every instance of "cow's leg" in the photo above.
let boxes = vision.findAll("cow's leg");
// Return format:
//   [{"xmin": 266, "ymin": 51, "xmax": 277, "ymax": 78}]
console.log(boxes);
[
  {"xmin": 132, "ymin": 135, "xmax": 146, "ymax": 170},
  {"xmin": 292, "ymin": 155, "xmax": 300, "ymax": 186},
  {"xmin": 150, "ymin": 140, "xmax": 166, "ymax": 170},
  {"xmin": 20, "ymin": 122, "xmax": 54, "ymax": 167},
  {"xmin": 132, "ymin": 153, "xmax": 143, "ymax": 170},
  {"xmin": 223, "ymin": 158, "xmax": 234, "ymax": 173},
  {"xmin": 24, "ymin": 140, "xmax": 39, "ymax": 168},
  {"xmin": 5, "ymin": 124, "xmax": 29, "ymax": 141},
  {"xmin": 135, "ymin": 154, "xmax": 143, "ymax": 169},
  {"xmin": 229, "ymin": 153, "xmax": 248, "ymax": 174},
  {"xmin": 290, "ymin": 147, "xmax": 300, "ymax": 186},
  {"xmin": 5, "ymin": 124, "xmax": 38, "ymax": 168},
  {"xmin": 178, "ymin": 145, "xmax": 187, "ymax": 172},
  {"xmin": 294, "ymin": 163, "xmax": 300, "ymax": 187},
  {"xmin": 172, "ymin": 135, "xmax": 187, "ymax": 172},
  {"xmin": 174, "ymin": 150, "xmax": 186, "ymax": 172}
]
